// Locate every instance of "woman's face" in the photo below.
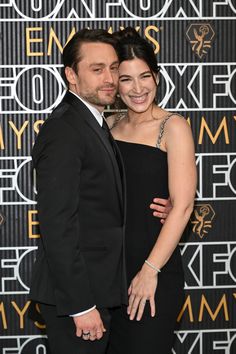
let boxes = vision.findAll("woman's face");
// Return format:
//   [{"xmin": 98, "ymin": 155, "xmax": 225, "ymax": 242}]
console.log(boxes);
[{"xmin": 118, "ymin": 58, "xmax": 157, "ymax": 113}]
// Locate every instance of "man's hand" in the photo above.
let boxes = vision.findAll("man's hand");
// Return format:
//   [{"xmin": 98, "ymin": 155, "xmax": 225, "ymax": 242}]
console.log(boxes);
[
  {"xmin": 73, "ymin": 309, "xmax": 106, "ymax": 341},
  {"xmin": 150, "ymin": 197, "xmax": 172, "ymax": 224}
]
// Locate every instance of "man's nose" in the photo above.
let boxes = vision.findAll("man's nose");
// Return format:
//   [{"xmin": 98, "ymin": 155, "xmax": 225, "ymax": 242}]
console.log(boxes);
[{"xmin": 104, "ymin": 69, "xmax": 115, "ymax": 84}]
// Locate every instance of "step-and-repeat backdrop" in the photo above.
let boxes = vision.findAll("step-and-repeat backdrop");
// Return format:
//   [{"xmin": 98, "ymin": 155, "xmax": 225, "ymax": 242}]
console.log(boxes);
[{"xmin": 0, "ymin": 1, "xmax": 236, "ymax": 353}]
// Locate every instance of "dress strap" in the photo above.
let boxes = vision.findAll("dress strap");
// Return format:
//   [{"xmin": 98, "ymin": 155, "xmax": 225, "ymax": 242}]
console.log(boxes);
[
  {"xmin": 156, "ymin": 113, "xmax": 183, "ymax": 149},
  {"xmin": 110, "ymin": 112, "xmax": 126, "ymax": 130}
]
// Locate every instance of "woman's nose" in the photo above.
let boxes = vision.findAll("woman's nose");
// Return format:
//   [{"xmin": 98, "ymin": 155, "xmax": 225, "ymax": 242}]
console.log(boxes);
[{"xmin": 132, "ymin": 79, "xmax": 142, "ymax": 93}]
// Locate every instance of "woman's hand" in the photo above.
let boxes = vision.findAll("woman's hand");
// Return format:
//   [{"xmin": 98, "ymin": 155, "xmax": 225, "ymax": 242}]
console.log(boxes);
[{"xmin": 127, "ymin": 264, "xmax": 158, "ymax": 321}]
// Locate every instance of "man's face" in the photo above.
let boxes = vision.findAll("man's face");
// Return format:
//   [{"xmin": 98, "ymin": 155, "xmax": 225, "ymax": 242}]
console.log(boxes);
[{"xmin": 66, "ymin": 42, "xmax": 119, "ymax": 111}]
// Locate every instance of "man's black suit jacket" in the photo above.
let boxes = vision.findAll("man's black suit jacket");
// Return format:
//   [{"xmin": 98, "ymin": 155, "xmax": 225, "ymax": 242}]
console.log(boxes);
[{"xmin": 30, "ymin": 91, "xmax": 127, "ymax": 316}]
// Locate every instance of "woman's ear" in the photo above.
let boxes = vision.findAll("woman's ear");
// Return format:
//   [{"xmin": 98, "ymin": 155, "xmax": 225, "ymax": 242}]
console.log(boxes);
[
  {"xmin": 65, "ymin": 66, "xmax": 77, "ymax": 85},
  {"xmin": 155, "ymin": 73, "xmax": 160, "ymax": 86}
]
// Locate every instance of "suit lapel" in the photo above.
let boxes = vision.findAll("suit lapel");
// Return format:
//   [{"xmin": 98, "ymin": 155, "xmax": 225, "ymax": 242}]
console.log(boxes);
[
  {"xmin": 113, "ymin": 140, "xmax": 127, "ymax": 223},
  {"xmin": 64, "ymin": 92, "xmax": 124, "ymax": 210},
  {"xmin": 85, "ymin": 113, "xmax": 124, "ymax": 210}
]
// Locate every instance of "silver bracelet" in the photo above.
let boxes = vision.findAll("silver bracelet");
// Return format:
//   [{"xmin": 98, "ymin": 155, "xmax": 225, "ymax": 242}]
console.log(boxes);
[{"xmin": 145, "ymin": 260, "xmax": 161, "ymax": 273}]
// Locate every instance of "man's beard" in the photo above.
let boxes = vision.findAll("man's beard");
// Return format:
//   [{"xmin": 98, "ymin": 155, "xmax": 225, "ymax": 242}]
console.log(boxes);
[{"xmin": 83, "ymin": 87, "xmax": 117, "ymax": 107}]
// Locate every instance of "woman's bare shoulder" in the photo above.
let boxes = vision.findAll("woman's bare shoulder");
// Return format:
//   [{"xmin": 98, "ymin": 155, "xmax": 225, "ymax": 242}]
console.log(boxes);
[
  {"xmin": 106, "ymin": 114, "xmax": 117, "ymax": 129},
  {"xmin": 163, "ymin": 113, "xmax": 193, "ymax": 148},
  {"xmin": 164, "ymin": 113, "xmax": 190, "ymax": 131},
  {"xmin": 106, "ymin": 112, "xmax": 126, "ymax": 130},
  {"xmin": 156, "ymin": 111, "xmax": 187, "ymax": 131}
]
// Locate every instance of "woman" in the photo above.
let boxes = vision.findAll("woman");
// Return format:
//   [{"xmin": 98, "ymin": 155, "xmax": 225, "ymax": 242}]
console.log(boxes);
[{"xmin": 107, "ymin": 28, "xmax": 197, "ymax": 354}]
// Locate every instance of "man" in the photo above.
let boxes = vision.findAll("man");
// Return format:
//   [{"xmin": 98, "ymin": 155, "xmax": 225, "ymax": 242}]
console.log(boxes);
[{"xmin": 30, "ymin": 29, "xmax": 170, "ymax": 354}]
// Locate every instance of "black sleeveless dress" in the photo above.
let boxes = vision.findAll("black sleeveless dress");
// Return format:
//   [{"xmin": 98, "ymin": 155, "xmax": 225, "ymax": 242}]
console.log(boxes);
[{"xmin": 107, "ymin": 119, "xmax": 184, "ymax": 354}]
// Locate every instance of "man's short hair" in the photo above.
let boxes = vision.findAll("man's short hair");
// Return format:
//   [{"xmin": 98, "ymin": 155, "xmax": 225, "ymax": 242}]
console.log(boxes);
[{"xmin": 63, "ymin": 28, "xmax": 117, "ymax": 74}]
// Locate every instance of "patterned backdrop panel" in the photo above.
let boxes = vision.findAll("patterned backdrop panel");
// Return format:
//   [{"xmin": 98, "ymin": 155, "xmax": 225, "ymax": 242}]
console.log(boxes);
[{"xmin": 0, "ymin": 1, "xmax": 235, "ymax": 353}]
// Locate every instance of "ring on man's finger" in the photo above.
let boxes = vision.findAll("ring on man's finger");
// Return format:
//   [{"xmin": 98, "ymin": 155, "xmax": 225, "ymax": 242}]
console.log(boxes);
[
  {"xmin": 141, "ymin": 299, "xmax": 147, "ymax": 305},
  {"xmin": 82, "ymin": 335, "xmax": 90, "ymax": 340},
  {"xmin": 82, "ymin": 332, "xmax": 90, "ymax": 337}
]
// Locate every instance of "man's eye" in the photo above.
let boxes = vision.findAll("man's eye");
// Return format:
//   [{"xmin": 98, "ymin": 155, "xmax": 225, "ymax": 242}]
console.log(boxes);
[
  {"xmin": 93, "ymin": 68, "xmax": 102, "ymax": 72},
  {"xmin": 111, "ymin": 66, "xmax": 118, "ymax": 72}
]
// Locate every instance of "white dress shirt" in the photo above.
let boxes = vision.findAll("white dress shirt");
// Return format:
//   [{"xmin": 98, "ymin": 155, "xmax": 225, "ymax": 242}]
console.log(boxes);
[{"xmin": 68, "ymin": 90, "xmax": 104, "ymax": 317}]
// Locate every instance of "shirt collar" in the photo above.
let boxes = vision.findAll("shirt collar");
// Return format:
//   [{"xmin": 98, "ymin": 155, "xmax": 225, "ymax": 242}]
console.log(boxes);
[{"xmin": 69, "ymin": 90, "xmax": 104, "ymax": 127}]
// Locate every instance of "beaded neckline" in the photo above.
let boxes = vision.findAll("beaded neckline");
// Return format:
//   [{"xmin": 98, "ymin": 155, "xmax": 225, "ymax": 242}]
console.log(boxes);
[{"xmin": 111, "ymin": 112, "xmax": 183, "ymax": 149}]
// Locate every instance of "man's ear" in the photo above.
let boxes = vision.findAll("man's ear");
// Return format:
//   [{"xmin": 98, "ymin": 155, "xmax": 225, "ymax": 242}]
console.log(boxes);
[{"xmin": 65, "ymin": 66, "xmax": 78, "ymax": 85}]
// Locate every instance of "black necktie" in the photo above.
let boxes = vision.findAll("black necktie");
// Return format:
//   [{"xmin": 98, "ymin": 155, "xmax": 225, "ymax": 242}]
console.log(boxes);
[
  {"xmin": 102, "ymin": 118, "xmax": 110, "ymax": 137},
  {"xmin": 102, "ymin": 118, "xmax": 116, "ymax": 156},
  {"xmin": 102, "ymin": 117, "xmax": 123, "ymax": 181}
]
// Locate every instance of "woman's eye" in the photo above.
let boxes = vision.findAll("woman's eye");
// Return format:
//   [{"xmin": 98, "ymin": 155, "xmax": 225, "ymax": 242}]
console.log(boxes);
[{"xmin": 119, "ymin": 78, "xmax": 130, "ymax": 82}]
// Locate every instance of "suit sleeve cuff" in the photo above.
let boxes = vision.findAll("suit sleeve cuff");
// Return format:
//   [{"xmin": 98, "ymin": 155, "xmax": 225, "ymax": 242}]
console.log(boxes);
[{"xmin": 69, "ymin": 305, "xmax": 96, "ymax": 317}]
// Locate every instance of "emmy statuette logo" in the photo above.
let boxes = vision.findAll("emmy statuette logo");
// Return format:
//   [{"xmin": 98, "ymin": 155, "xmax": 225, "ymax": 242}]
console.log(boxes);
[
  {"xmin": 186, "ymin": 23, "xmax": 215, "ymax": 59},
  {"xmin": 190, "ymin": 204, "xmax": 215, "ymax": 238}
]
